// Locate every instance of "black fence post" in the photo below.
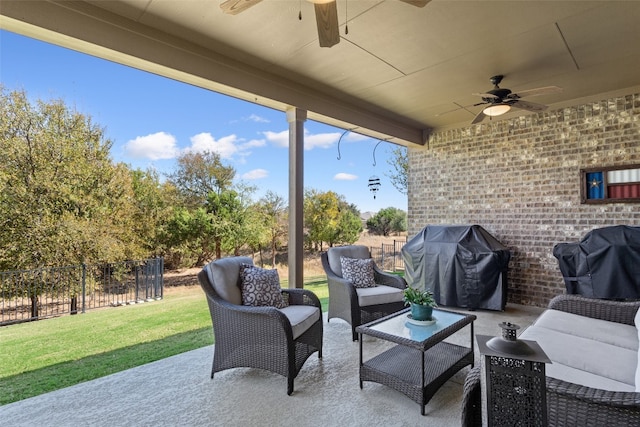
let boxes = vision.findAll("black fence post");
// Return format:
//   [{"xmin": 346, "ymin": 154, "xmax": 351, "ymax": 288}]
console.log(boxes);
[
  {"xmin": 135, "ymin": 263, "xmax": 140, "ymax": 302},
  {"xmin": 159, "ymin": 257, "xmax": 164, "ymax": 299},
  {"xmin": 81, "ymin": 263, "xmax": 86, "ymax": 314},
  {"xmin": 30, "ymin": 294, "xmax": 38, "ymax": 320}
]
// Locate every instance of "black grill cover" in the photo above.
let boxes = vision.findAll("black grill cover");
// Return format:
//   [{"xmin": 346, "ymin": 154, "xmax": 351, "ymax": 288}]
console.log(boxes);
[
  {"xmin": 401, "ymin": 225, "xmax": 510, "ymax": 310},
  {"xmin": 553, "ymin": 225, "xmax": 640, "ymax": 299}
]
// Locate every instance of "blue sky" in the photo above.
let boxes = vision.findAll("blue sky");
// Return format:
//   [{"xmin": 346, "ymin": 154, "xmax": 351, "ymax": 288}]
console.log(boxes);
[{"xmin": 0, "ymin": 30, "xmax": 406, "ymax": 213}]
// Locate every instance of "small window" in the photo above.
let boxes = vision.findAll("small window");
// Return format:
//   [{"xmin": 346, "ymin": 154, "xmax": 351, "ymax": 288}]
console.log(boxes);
[{"xmin": 581, "ymin": 164, "xmax": 640, "ymax": 203}]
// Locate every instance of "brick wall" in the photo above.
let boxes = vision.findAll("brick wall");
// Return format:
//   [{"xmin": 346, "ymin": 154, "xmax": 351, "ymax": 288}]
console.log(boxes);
[{"xmin": 407, "ymin": 92, "xmax": 640, "ymax": 307}]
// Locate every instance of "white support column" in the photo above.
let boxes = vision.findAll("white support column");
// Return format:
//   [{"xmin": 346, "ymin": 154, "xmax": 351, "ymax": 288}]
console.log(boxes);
[{"xmin": 286, "ymin": 107, "xmax": 306, "ymax": 288}]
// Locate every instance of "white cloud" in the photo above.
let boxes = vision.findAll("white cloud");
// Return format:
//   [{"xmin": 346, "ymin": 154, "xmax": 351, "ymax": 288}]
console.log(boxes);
[
  {"xmin": 334, "ymin": 173, "xmax": 358, "ymax": 181},
  {"xmin": 186, "ymin": 133, "xmax": 240, "ymax": 159},
  {"xmin": 263, "ymin": 130, "xmax": 289, "ymax": 148},
  {"xmin": 263, "ymin": 129, "xmax": 343, "ymax": 150},
  {"xmin": 305, "ymin": 131, "xmax": 342, "ymax": 150},
  {"xmin": 242, "ymin": 138, "xmax": 266, "ymax": 148},
  {"xmin": 345, "ymin": 132, "xmax": 370, "ymax": 142},
  {"xmin": 242, "ymin": 169, "xmax": 269, "ymax": 180},
  {"xmin": 247, "ymin": 114, "xmax": 270, "ymax": 123},
  {"xmin": 124, "ymin": 132, "xmax": 178, "ymax": 160}
]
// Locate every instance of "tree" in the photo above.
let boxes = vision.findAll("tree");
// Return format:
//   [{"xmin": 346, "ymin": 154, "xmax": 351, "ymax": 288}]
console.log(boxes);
[
  {"xmin": 367, "ymin": 207, "xmax": 407, "ymax": 236},
  {"xmin": 256, "ymin": 191, "xmax": 288, "ymax": 266},
  {"xmin": 304, "ymin": 189, "xmax": 338, "ymax": 251},
  {"xmin": 0, "ymin": 87, "xmax": 142, "ymax": 269},
  {"xmin": 386, "ymin": 146, "xmax": 408, "ymax": 195},
  {"xmin": 206, "ymin": 189, "xmax": 244, "ymax": 259},
  {"xmin": 333, "ymin": 208, "xmax": 362, "ymax": 246},
  {"xmin": 390, "ymin": 209, "xmax": 408, "ymax": 234},
  {"xmin": 242, "ymin": 203, "xmax": 272, "ymax": 266},
  {"xmin": 167, "ymin": 151, "xmax": 235, "ymax": 208},
  {"xmin": 304, "ymin": 189, "xmax": 362, "ymax": 250},
  {"xmin": 130, "ymin": 168, "xmax": 175, "ymax": 255},
  {"xmin": 163, "ymin": 151, "xmax": 258, "ymax": 265}
]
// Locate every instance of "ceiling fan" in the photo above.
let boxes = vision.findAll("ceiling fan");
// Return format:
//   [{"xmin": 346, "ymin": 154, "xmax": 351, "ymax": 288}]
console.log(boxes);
[
  {"xmin": 219, "ymin": 0, "xmax": 431, "ymax": 48},
  {"xmin": 468, "ymin": 75, "xmax": 563, "ymax": 124}
]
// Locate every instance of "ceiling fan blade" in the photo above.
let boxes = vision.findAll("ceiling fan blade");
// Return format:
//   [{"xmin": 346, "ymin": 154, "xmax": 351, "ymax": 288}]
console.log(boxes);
[
  {"xmin": 511, "ymin": 86, "xmax": 563, "ymax": 99},
  {"xmin": 511, "ymin": 99, "xmax": 549, "ymax": 112},
  {"xmin": 220, "ymin": 0, "xmax": 263, "ymax": 15},
  {"xmin": 399, "ymin": 0, "xmax": 431, "ymax": 7},
  {"xmin": 314, "ymin": 1, "xmax": 340, "ymax": 47},
  {"xmin": 473, "ymin": 92, "xmax": 499, "ymax": 99},
  {"xmin": 471, "ymin": 110, "xmax": 487, "ymax": 124},
  {"xmin": 436, "ymin": 102, "xmax": 484, "ymax": 117}
]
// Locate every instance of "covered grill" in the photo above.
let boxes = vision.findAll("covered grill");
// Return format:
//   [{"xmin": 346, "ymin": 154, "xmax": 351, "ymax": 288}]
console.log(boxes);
[
  {"xmin": 553, "ymin": 225, "xmax": 640, "ymax": 299},
  {"xmin": 401, "ymin": 225, "xmax": 510, "ymax": 311}
]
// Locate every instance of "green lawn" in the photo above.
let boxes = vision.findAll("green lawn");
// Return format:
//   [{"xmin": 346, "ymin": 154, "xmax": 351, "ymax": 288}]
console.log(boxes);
[{"xmin": 0, "ymin": 276, "xmax": 328, "ymax": 405}]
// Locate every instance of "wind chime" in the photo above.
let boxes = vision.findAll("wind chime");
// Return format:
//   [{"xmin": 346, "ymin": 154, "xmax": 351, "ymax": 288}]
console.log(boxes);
[
  {"xmin": 368, "ymin": 175, "xmax": 381, "ymax": 199},
  {"xmin": 368, "ymin": 140, "xmax": 383, "ymax": 199},
  {"xmin": 335, "ymin": 130, "xmax": 383, "ymax": 199}
]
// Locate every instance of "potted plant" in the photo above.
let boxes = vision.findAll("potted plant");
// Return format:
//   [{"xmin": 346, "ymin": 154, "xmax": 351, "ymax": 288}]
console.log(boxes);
[{"xmin": 403, "ymin": 285, "xmax": 437, "ymax": 321}]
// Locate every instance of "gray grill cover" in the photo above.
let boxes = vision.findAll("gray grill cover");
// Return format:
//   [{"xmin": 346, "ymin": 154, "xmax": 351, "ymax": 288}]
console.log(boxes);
[
  {"xmin": 401, "ymin": 225, "xmax": 510, "ymax": 310},
  {"xmin": 553, "ymin": 225, "xmax": 640, "ymax": 299}
]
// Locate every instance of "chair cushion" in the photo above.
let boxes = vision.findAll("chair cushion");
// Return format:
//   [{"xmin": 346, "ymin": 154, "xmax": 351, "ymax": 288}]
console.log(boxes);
[
  {"xmin": 239, "ymin": 263, "xmax": 287, "ymax": 309},
  {"xmin": 340, "ymin": 256, "xmax": 376, "ymax": 288},
  {"xmin": 357, "ymin": 285, "xmax": 404, "ymax": 307},
  {"xmin": 204, "ymin": 256, "xmax": 253, "ymax": 305},
  {"xmin": 280, "ymin": 305, "xmax": 321, "ymax": 340},
  {"xmin": 327, "ymin": 245, "xmax": 370, "ymax": 277}
]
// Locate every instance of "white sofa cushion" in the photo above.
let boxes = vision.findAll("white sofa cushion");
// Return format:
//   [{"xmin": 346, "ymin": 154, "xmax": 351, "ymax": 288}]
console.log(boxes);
[
  {"xmin": 544, "ymin": 361, "xmax": 635, "ymax": 393},
  {"xmin": 356, "ymin": 285, "xmax": 404, "ymax": 307},
  {"xmin": 520, "ymin": 310, "xmax": 637, "ymax": 388},
  {"xmin": 533, "ymin": 309, "xmax": 638, "ymax": 351},
  {"xmin": 280, "ymin": 305, "xmax": 320, "ymax": 340}
]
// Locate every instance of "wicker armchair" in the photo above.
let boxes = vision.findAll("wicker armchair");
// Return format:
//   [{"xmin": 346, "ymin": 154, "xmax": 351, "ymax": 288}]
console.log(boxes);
[
  {"xmin": 197, "ymin": 256, "xmax": 323, "ymax": 395},
  {"xmin": 462, "ymin": 294, "xmax": 640, "ymax": 426},
  {"xmin": 321, "ymin": 245, "xmax": 407, "ymax": 341}
]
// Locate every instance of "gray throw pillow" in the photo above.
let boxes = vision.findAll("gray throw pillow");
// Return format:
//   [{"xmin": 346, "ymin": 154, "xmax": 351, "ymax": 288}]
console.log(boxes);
[
  {"xmin": 340, "ymin": 256, "xmax": 377, "ymax": 288},
  {"xmin": 239, "ymin": 263, "xmax": 287, "ymax": 309}
]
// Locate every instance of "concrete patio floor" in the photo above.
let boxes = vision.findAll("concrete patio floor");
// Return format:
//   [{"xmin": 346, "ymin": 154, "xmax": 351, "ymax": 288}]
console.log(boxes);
[{"xmin": 0, "ymin": 304, "xmax": 544, "ymax": 427}]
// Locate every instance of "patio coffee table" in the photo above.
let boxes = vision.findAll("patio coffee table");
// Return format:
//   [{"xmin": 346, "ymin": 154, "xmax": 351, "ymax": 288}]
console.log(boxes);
[{"xmin": 355, "ymin": 307, "xmax": 476, "ymax": 415}]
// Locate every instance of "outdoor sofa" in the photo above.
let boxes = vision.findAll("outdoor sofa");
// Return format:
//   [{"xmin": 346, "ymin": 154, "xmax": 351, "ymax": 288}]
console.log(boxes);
[{"xmin": 462, "ymin": 294, "xmax": 640, "ymax": 426}]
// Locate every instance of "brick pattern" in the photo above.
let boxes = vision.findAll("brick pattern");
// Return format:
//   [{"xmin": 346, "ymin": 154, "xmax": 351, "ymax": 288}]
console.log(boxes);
[{"xmin": 408, "ymin": 93, "xmax": 640, "ymax": 307}]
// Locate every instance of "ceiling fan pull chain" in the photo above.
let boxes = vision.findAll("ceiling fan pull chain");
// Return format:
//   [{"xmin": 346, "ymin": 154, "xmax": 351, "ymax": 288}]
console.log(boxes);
[
  {"xmin": 299, "ymin": 0, "xmax": 302, "ymax": 20},
  {"xmin": 345, "ymin": 0, "xmax": 349, "ymax": 34}
]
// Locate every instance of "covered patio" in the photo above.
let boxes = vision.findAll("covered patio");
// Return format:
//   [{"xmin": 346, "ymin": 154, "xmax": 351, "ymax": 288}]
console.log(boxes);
[
  {"xmin": 0, "ymin": 306, "xmax": 543, "ymax": 426},
  {"xmin": 1, "ymin": 2, "xmax": 639, "ymax": 424},
  {"xmin": 2, "ymin": 1, "xmax": 639, "ymax": 297}
]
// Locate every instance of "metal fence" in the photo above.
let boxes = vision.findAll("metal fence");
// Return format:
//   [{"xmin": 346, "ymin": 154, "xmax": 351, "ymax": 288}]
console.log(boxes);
[
  {"xmin": 0, "ymin": 258, "xmax": 163, "ymax": 326},
  {"xmin": 369, "ymin": 240, "xmax": 407, "ymax": 272}
]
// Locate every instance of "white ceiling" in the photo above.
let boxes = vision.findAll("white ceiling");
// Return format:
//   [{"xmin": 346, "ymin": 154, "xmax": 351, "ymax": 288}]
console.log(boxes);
[{"xmin": 2, "ymin": 0, "xmax": 640, "ymax": 146}]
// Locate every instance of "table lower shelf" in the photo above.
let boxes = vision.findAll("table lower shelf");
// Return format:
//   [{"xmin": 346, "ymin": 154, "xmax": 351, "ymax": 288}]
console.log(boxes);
[{"xmin": 360, "ymin": 341, "xmax": 473, "ymax": 415}]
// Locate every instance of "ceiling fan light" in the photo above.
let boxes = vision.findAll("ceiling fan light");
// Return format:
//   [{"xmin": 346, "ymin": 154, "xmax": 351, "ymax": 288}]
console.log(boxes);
[
  {"xmin": 483, "ymin": 103, "xmax": 511, "ymax": 116},
  {"xmin": 308, "ymin": 0, "xmax": 334, "ymax": 3}
]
